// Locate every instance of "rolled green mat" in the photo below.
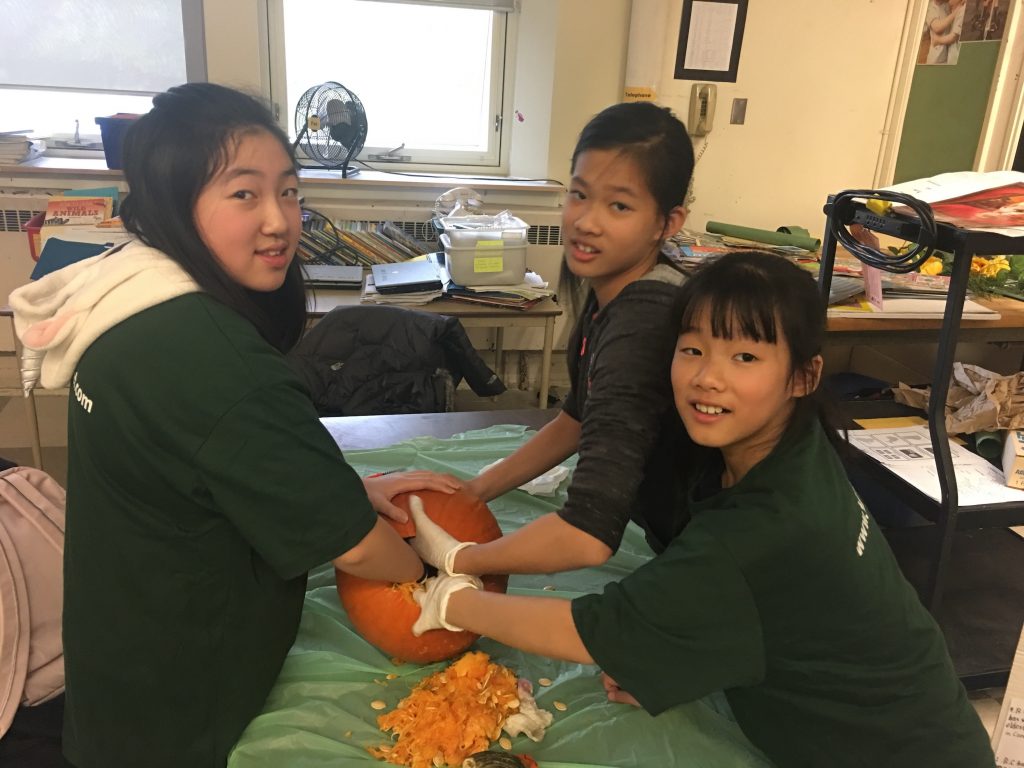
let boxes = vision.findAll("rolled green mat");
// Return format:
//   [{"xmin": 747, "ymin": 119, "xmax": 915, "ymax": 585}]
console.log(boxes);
[
  {"xmin": 706, "ymin": 221, "xmax": 821, "ymax": 250},
  {"xmin": 974, "ymin": 430, "xmax": 1004, "ymax": 460}
]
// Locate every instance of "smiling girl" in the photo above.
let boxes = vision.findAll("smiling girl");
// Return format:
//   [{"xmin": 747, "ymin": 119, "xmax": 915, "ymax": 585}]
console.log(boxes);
[
  {"xmin": 411, "ymin": 252, "xmax": 995, "ymax": 767},
  {"xmin": 10, "ymin": 83, "xmax": 457, "ymax": 768},
  {"xmin": 418, "ymin": 102, "xmax": 693, "ymax": 579}
]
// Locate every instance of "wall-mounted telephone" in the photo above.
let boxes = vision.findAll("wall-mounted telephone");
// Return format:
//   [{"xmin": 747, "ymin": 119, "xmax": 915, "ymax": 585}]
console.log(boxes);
[{"xmin": 688, "ymin": 83, "xmax": 717, "ymax": 137}]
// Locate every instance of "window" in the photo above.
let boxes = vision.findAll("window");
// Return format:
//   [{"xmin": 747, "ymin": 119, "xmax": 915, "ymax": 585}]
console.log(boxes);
[
  {"xmin": 0, "ymin": 0, "xmax": 205, "ymax": 146},
  {"xmin": 269, "ymin": 0, "xmax": 517, "ymax": 171}
]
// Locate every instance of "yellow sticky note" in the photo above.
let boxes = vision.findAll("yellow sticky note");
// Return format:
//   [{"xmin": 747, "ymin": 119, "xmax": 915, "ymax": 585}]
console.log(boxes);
[{"xmin": 474, "ymin": 256, "xmax": 503, "ymax": 273}]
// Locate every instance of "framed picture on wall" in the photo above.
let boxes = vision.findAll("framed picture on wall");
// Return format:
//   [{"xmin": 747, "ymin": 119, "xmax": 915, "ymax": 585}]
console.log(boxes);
[{"xmin": 674, "ymin": 0, "xmax": 748, "ymax": 83}]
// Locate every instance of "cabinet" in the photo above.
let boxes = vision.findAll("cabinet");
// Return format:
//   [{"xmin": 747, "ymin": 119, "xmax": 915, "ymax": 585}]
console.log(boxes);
[{"xmin": 818, "ymin": 194, "xmax": 1024, "ymax": 688}]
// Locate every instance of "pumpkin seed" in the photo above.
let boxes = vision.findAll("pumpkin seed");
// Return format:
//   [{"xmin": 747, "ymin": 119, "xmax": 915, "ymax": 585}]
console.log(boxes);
[
  {"xmin": 499, "ymin": 737, "xmax": 512, "ymax": 750},
  {"xmin": 537, "ymin": 677, "xmax": 552, "ymax": 687},
  {"xmin": 370, "ymin": 699, "xmax": 387, "ymax": 710},
  {"xmin": 553, "ymin": 700, "xmax": 567, "ymax": 711}
]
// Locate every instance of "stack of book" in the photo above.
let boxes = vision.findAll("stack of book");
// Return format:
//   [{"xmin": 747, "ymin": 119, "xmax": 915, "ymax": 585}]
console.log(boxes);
[
  {"xmin": 298, "ymin": 219, "xmax": 434, "ymax": 267},
  {"xmin": 0, "ymin": 132, "xmax": 42, "ymax": 164}
]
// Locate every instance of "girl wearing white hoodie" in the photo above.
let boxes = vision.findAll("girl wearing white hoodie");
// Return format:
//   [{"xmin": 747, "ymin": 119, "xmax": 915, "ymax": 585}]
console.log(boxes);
[{"xmin": 10, "ymin": 82, "xmax": 456, "ymax": 768}]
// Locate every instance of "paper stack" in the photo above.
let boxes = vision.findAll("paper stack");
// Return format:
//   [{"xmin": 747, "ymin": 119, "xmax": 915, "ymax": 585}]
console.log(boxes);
[
  {"xmin": 444, "ymin": 271, "xmax": 555, "ymax": 311},
  {"xmin": 0, "ymin": 134, "xmax": 41, "ymax": 164}
]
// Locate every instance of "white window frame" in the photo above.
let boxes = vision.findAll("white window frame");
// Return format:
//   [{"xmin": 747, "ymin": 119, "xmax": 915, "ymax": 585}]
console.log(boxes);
[{"xmin": 264, "ymin": 0, "xmax": 518, "ymax": 173}]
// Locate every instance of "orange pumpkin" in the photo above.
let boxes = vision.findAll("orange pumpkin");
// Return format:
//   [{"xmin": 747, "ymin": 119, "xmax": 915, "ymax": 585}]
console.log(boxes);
[{"xmin": 335, "ymin": 489, "xmax": 508, "ymax": 664}]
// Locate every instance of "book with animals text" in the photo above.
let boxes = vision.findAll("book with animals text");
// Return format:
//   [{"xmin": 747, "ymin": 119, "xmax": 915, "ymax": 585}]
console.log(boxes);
[{"xmin": 40, "ymin": 195, "xmax": 122, "ymax": 249}]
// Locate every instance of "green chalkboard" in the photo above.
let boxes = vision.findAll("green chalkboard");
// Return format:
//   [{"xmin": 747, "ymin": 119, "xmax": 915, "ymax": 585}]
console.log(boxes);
[{"xmin": 893, "ymin": 41, "xmax": 1001, "ymax": 183}]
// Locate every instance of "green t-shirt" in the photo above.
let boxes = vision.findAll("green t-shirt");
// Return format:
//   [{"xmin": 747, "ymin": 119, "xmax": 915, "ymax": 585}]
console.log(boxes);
[
  {"xmin": 62, "ymin": 294, "xmax": 377, "ymax": 768},
  {"xmin": 572, "ymin": 419, "xmax": 994, "ymax": 768}
]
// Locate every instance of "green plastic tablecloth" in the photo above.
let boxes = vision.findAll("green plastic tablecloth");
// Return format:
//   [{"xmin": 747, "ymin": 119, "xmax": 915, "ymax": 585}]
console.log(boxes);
[{"xmin": 228, "ymin": 426, "xmax": 772, "ymax": 768}]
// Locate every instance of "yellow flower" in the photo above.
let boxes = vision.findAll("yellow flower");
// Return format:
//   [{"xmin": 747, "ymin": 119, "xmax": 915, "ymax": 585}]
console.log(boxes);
[
  {"xmin": 919, "ymin": 256, "xmax": 944, "ymax": 276},
  {"xmin": 970, "ymin": 256, "xmax": 1010, "ymax": 277},
  {"xmin": 982, "ymin": 256, "xmax": 1011, "ymax": 278}
]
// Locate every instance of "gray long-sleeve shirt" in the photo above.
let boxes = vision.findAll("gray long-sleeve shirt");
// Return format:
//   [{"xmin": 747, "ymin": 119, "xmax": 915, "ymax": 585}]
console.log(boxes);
[{"xmin": 558, "ymin": 265, "xmax": 692, "ymax": 552}]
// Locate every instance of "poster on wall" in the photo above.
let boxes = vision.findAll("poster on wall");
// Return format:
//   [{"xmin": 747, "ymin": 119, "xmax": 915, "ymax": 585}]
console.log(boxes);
[
  {"xmin": 917, "ymin": 0, "xmax": 1005, "ymax": 66},
  {"xmin": 961, "ymin": 0, "xmax": 1008, "ymax": 42},
  {"xmin": 674, "ymin": 0, "xmax": 748, "ymax": 83},
  {"xmin": 917, "ymin": 0, "xmax": 966, "ymax": 65}
]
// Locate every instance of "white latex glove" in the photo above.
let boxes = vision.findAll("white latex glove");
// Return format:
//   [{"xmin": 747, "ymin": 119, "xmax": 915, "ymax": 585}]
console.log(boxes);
[
  {"xmin": 407, "ymin": 495, "xmax": 476, "ymax": 576},
  {"xmin": 411, "ymin": 574, "xmax": 482, "ymax": 636}
]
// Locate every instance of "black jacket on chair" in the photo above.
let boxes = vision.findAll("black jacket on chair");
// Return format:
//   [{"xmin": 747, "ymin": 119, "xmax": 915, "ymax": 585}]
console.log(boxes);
[{"xmin": 288, "ymin": 304, "xmax": 506, "ymax": 416}]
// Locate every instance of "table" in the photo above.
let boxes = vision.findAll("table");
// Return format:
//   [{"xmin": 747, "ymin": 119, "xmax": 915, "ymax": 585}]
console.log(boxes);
[
  {"xmin": 227, "ymin": 408, "xmax": 772, "ymax": 768},
  {"xmin": 309, "ymin": 289, "xmax": 563, "ymax": 408},
  {"xmin": 322, "ymin": 408, "xmax": 558, "ymax": 451}
]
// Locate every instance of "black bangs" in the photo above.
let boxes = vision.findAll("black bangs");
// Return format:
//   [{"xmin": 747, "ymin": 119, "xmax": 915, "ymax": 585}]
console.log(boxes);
[{"xmin": 679, "ymin": 261, "xmax": 781, "ymax": 344}]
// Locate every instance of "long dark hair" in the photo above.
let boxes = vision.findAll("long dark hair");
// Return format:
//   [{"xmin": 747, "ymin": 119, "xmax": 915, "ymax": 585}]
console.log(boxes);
[
  {"xmin": 560, "ymin": 101, "xmax": 695, "ymax": 316},
  {"xmin": 119, "ymin": 82, "xmax": 307, "ymax": 352},
  {"xmin": 677, "ymin": 251, "xmax": 843, "ymax": 447}
]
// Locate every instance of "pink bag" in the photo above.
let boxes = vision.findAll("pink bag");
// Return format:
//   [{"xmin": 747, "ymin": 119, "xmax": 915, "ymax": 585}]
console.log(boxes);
[{"xmin": 0, "ymin": 466, "xmax": 65, "ymax": 739}]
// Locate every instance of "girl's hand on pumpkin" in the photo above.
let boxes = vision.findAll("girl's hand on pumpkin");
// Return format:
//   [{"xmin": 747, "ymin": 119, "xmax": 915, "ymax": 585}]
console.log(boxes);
[
  {"xmin": 408, "ymin": 495, "xmax": 476, "ymax": 575},
  {"xmin": 362, "ymin": 471, "xmax": 462, "ymax": 524},
  {"xmin": 411, "ymin": 574, "xmax": 482, "ymax": 635}
]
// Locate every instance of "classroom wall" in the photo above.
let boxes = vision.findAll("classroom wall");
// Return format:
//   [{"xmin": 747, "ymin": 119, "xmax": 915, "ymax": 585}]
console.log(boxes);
[
  {"xmin": 653, "ymin": 0, "xmax": 909, "ymax": 235},
  {"xmin": 202, "ymin": 0, "xmax": 266, "ymax": 92},
  {"xmin": 894, "ymin": 41, "xmax": 1003, "ymax": 182}
]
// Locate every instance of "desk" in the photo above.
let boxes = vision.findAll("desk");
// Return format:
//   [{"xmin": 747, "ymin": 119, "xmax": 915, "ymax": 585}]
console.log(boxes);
[{"xmin": 309, "ymin": 290, "xmax": 563, "ymax": 408}]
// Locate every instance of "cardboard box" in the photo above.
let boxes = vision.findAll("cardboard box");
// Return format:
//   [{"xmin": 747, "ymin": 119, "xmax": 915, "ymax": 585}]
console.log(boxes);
[{"xmin": 1002, "ymin": 430, "xmax": 1024, "ymax": 490}]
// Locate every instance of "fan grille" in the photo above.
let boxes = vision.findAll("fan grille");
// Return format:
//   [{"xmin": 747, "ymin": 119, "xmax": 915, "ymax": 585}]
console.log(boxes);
[{"xmin": 294, "ymin": 81, "xmax": 368, "ymax": 172}]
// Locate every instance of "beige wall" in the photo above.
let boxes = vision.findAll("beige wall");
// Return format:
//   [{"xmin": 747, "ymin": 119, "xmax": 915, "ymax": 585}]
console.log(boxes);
[
  {"xmin": 544, "ymin": 0, "xmax": 632, "ymax": 181},
  {"xmin": 202, "ymin": 0, "xmax": 266, "ymax": 92},
  {"xmin": 655, "ymin": 0, "xmax": 910, "ymax": 233}
]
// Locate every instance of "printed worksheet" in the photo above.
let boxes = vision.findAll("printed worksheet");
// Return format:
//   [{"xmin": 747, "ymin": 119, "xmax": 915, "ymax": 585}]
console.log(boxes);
[
  {"xmin": 994, "ymin": 623, "xmax": 1024, "ymax": 766},
  {"xmin": 848, "ymin": 426, "xmax": 1024, "ymax": 506}
]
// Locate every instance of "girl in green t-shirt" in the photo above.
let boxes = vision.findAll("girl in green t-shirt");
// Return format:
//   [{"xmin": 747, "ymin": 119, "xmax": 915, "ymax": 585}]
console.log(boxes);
[
  {"xmin": 410, "ymin": 252, "xmax": 994, "ymax": 767},
  {"xmin": 12, "ymin": 82, "xmax": 462, "ymax": 768}
]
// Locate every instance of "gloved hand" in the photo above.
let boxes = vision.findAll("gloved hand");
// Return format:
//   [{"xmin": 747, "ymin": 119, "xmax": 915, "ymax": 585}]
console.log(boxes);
[
  {"xmin": 407, "ymin": 495, "xmax": 476, "ymax": 576},
  {"xmin": 411, "ymin": 574, "xmax": 482, "ymax": 636}
]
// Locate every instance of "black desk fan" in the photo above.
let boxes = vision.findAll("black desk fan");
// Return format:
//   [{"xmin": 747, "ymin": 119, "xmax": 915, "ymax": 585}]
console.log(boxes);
[{"xmin": 292, "ymin": 81, "xmax": 368, "ymax": 178}]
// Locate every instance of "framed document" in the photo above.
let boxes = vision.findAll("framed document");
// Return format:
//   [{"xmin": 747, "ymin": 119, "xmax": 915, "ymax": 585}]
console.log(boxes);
[{"xmin": 674, "ymin": 0, "xmax": 748, "ymax": 83}]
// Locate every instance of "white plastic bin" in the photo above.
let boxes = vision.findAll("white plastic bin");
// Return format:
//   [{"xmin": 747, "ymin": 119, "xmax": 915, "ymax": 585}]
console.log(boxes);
[{"xmin": 441, "ymin": 233, "xmax": 527, "ymax": 286}]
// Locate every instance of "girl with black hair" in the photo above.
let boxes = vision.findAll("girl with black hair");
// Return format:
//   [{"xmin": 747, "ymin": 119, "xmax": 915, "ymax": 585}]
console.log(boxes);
[
  {"xmin": 419, "ymin": 101, "xmax": 695, "ymax": 578},
  {"xmin": 10, "ymin": 82, "xmax": 457, "ymax": 768},
  {"xmin": 411, "ymin": 252, "xmax": 995, "ymax": 768}
]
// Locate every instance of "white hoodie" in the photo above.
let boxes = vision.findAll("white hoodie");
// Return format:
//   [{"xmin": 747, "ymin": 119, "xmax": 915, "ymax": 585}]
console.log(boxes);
[{"xmin": 9, "ymin": 239, "xmax": 199, "ymax": 394}]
